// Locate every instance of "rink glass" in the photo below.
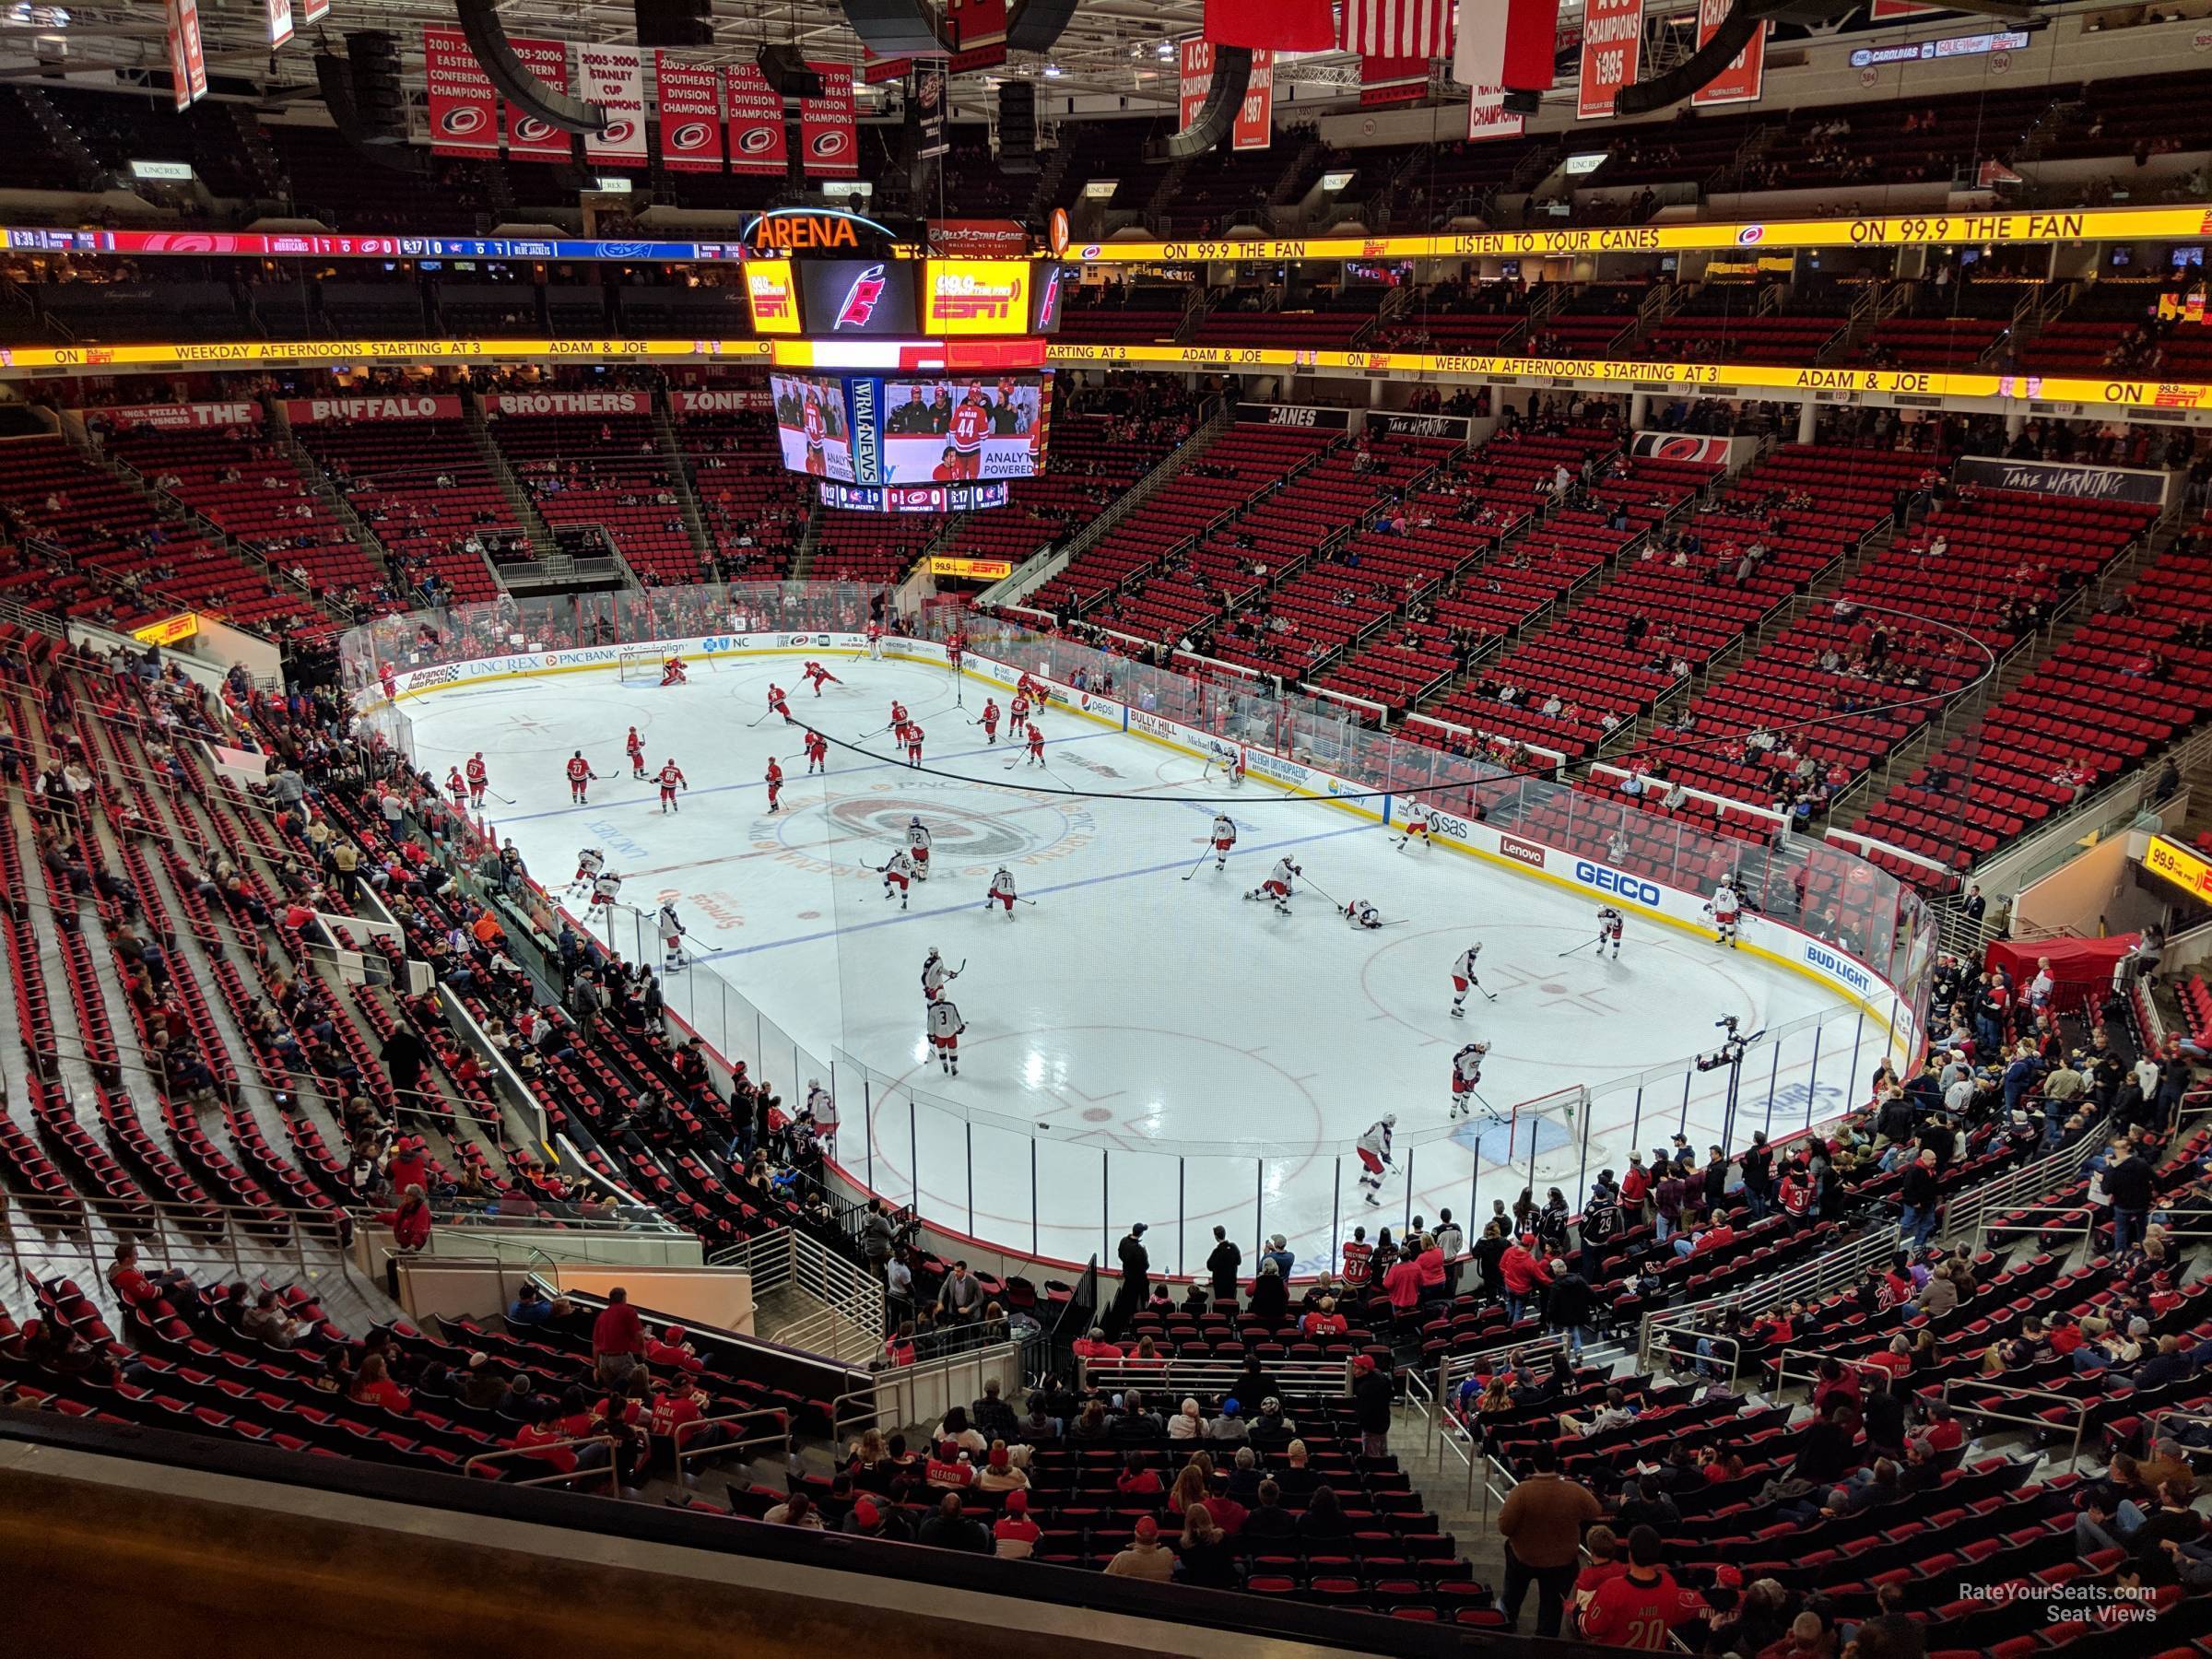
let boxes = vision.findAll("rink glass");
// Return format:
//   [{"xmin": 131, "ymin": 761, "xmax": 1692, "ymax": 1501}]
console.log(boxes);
[{"xmin": 342, "ymin": 584, "xmax": 1936, "ymax": 1281}]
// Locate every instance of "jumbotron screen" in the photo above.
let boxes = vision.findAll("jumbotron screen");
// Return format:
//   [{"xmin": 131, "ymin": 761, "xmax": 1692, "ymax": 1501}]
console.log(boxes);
[{"xmin": 769, "ymin": 371, "xmax": 1052, "ymax": 487}]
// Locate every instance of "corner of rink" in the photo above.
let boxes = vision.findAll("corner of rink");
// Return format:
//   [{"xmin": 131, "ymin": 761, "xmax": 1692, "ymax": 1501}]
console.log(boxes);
[{"xmin": 399, "ymin": 641, "xmax": 1905, "ymax": 1277}]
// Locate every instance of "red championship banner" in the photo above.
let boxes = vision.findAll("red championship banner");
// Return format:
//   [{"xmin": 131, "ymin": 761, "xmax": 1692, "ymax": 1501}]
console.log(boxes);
[
  {"xmin": 655, "ymin": 53, "xmax": 724, "ymax": 172},
  {"xmin": 725, "ymin": 64, "xmax": 787, "ymax": 176},
  {"xmin": 167, "ymin": 0, "xmax": 208, "ymax": 112},
  {"xmin": 282, "ymin": 395, "xmax": 463, "ymax": 425},
  {"xmin": 424, "ymin": 27, "xmax": 497, "ymax": 156},
  {"xmin": 266, "ymin": 0, "xmax": 293, "ymax": 49},
  {"xmin": 1691, "ymin": 0, "xmax": 1766, "ymax": 107},
  {"xmin": 1359, "ymin": 54, "xmax": 1428, "ymax": 105},
  {"xmin": 506, "ymin": 37, "xmax": 573, "ymax": 160},
  {"xmin": 1576, "ymin": 0, "xmax": 1643, "ymax": 120},
  {"xmin": 862, "ymin": 50, "xmax": 912, "ymax": 85},
  {"xmin": 947, "ymin": 0, "xmax": 1008, "ymax": 73},
  {"xmin": 800, "ymin": 62, "xmax": 858, "ymax": 177},
  {"xmin": 300, "ymin": 0, "xmax": 328, "ymax": 21},
  {"xmin": 1234, "ymin": 49, "xmax": 1276, "ymax": 148},
  {"xmin": 580, "ymin": 42, "xmax": 648, "ymax": 169},
  {"xmin": 1179, "ymin": 38, "xmax": 1214, "ymax": 129}
]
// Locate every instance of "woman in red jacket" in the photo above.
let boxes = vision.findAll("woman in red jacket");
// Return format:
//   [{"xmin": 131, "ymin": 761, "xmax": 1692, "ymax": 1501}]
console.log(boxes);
[{"xmin": 384, "ymin": 1186, "xmax": 432, "ymax": 1252}]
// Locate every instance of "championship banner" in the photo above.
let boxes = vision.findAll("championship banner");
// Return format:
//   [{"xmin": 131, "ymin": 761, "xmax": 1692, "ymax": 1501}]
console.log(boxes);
[
  {"xmin": 424, "ymin": 26, "xmax": 497, "ymax": 156},
  {"xmin": 487, "ymin": 390, "xmax": 650, "ymax": 418},
  {"xmin": 281, "ymin": 394, "xmax": 464, "ymax": 424},
  {"xmin": 800, "ymin": 62, "xmax": 858, "ymax": 177},
  {"xmin": 92, "ymin": 401, "xmax": 261, "ymax": 430},
  {"xmin": 300, "ymin": 0, "xmax": 328, "ymax": 21},
  {"xmin": 913, "ymin": 65, "xmax": 948, "ymax": 160},
  {"xmin": 1359, "ymin": 54, "xmax": 1428, "ymax": 106},
  {"xmin": 266, "ymin": 0, "xmax": 293, "ymax": 50},
  {"xmin": 507, "ymin": 37, "xmax": 574, "ymax": 160},
  {"xmin": 672, "ymin": 389, "xmax": 773, "ymax": 414},
  {"xmin": 725, "ymin": 63, "xmax": 787, "ymax": 176},
  {"xmin": 167, "ymin": 0, "xmax": 208, "ymax": 112},
  {"xmin": 579, "ymin": 43, "xmax": 648, "ymax": 168},
  {"xmin": 1577, "ymin": 0, "xmax": 1643, "ymax": 120},
  {"xmin": 947, "ymin": 0, "xmax": 1009, "ymax": 72},
  {"xmin": 1180, "ymin": 38, "xmax": 1215, "ymax": 129},
  {"xmin": 863, "ymin": 50, "xmax": 912, "ymax": 85},
  {"xmin": 1468, "ymin": 85, "xmax": 1527, "ymax": 140},
  {"xmin": 1691, "ymin": 0, "xmax": 1766, "ymax": 107},
  {"xmin": 1235, "ymin": 50, "xmax": 1276, "ymax": 149},
  {"xmin": 655, "ymin": 53, "xmax": 724, "ymax": 172}
]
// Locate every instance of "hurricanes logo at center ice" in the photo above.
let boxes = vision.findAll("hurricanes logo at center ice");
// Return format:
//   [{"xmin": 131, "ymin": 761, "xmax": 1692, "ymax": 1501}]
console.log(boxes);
[{"xmin": 750, "ymin": 791, "xmax": 1097, "ymax": 876}]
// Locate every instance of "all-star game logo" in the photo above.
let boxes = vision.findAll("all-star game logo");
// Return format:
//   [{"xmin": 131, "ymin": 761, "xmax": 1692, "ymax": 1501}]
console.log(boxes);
[{"xmin": 749, "ymin": 780, "xmax": 1097, "ymax": 877}]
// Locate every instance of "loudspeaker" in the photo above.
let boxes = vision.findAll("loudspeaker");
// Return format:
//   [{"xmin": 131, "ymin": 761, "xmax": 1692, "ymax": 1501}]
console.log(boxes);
[
  {"xmin": 837, "ymin": 0, "xmax": 945, "ymax": 58},
  {"xmin": 1006, "ymin": 0, "xmax": 1079, "ymax": 53},
  {"xmin": 344, "ymin": 29, "xmax": 406, "ymax": 146},
  {"xmin": 997, "ymin": 79, "xmax": 1036, "ymax": 173},
  {"xmin": 635, "ymin": 0, "xmax": 712, "ymax": 48},
  {"xmin": 320, "ymin": 51, "xmax": 420, "ymax": 171},
  {"xmin": 758, "ymin": 43, "xmax": 825, "ymax": 100},
  {"xmin": 455, "ymin": 0, "xmax": 609, "ymax": 135},
  {"xmin": 1154, "ymin": 45, "xmax": 1249, "ymax": 159},
  {"xmin": 1611, "ymin": 1, "xmax": 1760, "ymax": 116}
]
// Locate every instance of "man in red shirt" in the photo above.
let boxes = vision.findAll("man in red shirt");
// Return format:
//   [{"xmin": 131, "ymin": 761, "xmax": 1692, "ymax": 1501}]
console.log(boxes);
[
  {"xmin": 1071, "ymin": 1325, "xmax": 1124, "ymax": 1364},
  {"xmin": 1341, "ymin": 1227, "xmax": 1374, "ymax": 1288},
  {"xmin": 592, "ymin": 1287, "xmax": 645, "ymax": 1384},
  {"xmin": 1382, "ymin": 1251, "xmax": 1425, "ymax": 1330},
  {"xmin": 1500, "ymin": 1233, "xmax": 1553, "ymax": 1324},
  {"xmin": 1619, "ymin": 1155, "xmax": 1651, "ymax": 1222},
  {"xmin": 644, "ymin": 1323, "xmax": 705, "ymax": 1375},
  {"xmin": 1579, "ymin": 1525, "xmax": 1706, "ymax": 1650},
  {"xmin": 993, "ymin": 1488, "xmax": 1041, "ymax": 1558},
  {"xmin": 1300, "ymin": 1297, "xmax": 1348, "ymax": 1338}
]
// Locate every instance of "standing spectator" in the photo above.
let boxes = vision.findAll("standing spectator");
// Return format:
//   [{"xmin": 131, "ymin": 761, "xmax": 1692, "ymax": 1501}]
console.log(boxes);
[
  {"xmin": 1206, "ymin": 1225, "xmax": 1242, "ymax": 1303},
  {"xmin": 1110, "ymin": 1221, "xmax": 1150, "ymax": 1334},
  {"xmin": 591, "ymin": 1287, "xmax": 644, "ymax": 1385},
  {"xmin": 1352, "ymin": 1354, "xmax": 1394, "ymax": 1457},
  {"xmin": 1899, "ymin": 1150, "xmax": 1940, "ymax": 1248},
  {"xmin": 1497, "ymin": 1441, "xmax": 1603, "ymax": 1636},
  {"xmin": 1434, "ymin": 1207, "xmax": 1465, "ymax": 1294},
  {"xmin": 2106, "ymin": 1142, "xmax": 2154, "ymax": 1255},
  {"xmin": 1500, "ymin": 1232, "xmax": 1551, "ymax": 1324}
]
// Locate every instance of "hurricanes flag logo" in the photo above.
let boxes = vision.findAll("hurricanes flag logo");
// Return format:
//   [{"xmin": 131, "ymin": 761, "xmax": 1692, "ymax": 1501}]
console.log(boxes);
[{"xmin": 835, "ymin": 264, "xmax": 888, "ymax": 329}]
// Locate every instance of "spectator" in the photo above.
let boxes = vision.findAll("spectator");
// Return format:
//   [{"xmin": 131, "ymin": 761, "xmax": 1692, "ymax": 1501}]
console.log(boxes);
[
  {"xmin": 992, "ymin": 1489, "xmax": 1040, "ymax": 1558},
  {"xmin": 916, "ymin": 1491, "xmax": 991, "ymax": 1552},
  {"xmin": 1206, "ymin": 1225, "xmax": 1241, "ymax": 1302},
  {"xmin": 1497, "ymin": 1441, "xmax": 1603, "ymax": 1636},
  {"xmin": 1351, "ymin": 1354, "xmax": 1394, "ymax": 1457},
  {"xmin": 1104, "ymin": 1514, "xmax": 1176, "ymax": 1579},
  {"xmin": 1579, "ymin": 1524, "xmax": 1705, "ymax": 1649},
  {"xmin": 937, "ymin": 1259, "xmax": 984, "ymax": 1323},
  {"xmin": 591, "ymin": 1287, "xmax": 645, "ymax": 1384}
]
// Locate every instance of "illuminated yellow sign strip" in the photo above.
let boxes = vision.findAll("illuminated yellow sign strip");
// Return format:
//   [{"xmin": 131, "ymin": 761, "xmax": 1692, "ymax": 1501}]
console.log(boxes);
[
  {"xmin": 1073, "ymin": 204, "xmax": 2212, "ymax": 265},
  {"xmin": 1042, "ymin": 341, "xmax": 2211, "ymax": 410},
  {"xmin": 5, "ymin": 336, "xmax": 2211, "ymax": 412},
  {"xmin": 0, "ymin": 338, "xmax": 775, "ymax": 370},
  {"xmin": 132, "ymin": 611, "xmax": 199, "ymax": 646},
  {"xmin": 2145, "ymin": 835, "xmax": 2212, "ymax": 902}
]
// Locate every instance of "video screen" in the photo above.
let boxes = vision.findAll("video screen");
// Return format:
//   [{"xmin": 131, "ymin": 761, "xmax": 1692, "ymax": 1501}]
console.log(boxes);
[
  {"xmin": 877, "ymin": 373, "xmax": 1052, "ymax": 484},
  {"xmin": 769, "ymin": 373, "xmax": 854, "ymax": 482},
  {"xmin": 797, "ymin": 259, "xmax": 920, "ymax": 335}
]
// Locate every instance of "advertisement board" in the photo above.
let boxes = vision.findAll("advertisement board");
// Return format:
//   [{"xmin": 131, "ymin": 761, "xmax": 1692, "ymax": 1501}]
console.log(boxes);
[
  {"xmin": 744, "ymin": 260, "xmax": 803, "ymax": 335},
  {"xmin": 921, "ymin": 259, "xmax": 1033, "ymax": 335},
  {"xmin": 282, "ymin": 394, "xmax": 463, "ymax": 424},
  {"xmin": 92, "ymin": 401, "xmax": 261, "ymax": 429}
]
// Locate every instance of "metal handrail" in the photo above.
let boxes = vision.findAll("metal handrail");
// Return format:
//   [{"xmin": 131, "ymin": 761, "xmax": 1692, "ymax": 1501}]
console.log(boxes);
[
  {"xmin": 671, "ymin": 1405, "xmax": 793, "ymax": 1475},
  {"xmin": 1079, "ymin": 1356, "xmax": 1355, "ymax": 1397},
  {"xmin": 462, "ymin": 1433, "xmax": 621, "ymax": 1494},
  {"xmin": 1940, "ymin": 1375, "xmax": 2091, "ymax": 1470},
  {"xmin": 1636, "ymin": 1222, "xmax": 1901, "ymax": 1370},
  {"xmin": 829, "ymin": 1338, "xmax": 1016, "ymax": 1439}
]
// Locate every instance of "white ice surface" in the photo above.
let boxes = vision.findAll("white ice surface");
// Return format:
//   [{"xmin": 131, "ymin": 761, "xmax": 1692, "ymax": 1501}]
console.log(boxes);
[{"xmin": 407, "ymin": 656, "xmax": 1887, "ymax": 1276}]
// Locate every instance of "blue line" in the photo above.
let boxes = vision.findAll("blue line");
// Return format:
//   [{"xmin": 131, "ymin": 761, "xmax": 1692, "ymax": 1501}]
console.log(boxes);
[
  {"xmin": 496, "ymin": 731, "xmax": 1115, "ymax": 825},
  {"xmin": 688, "ymin": 820, "xmax": 1377, "ymax": 962}
]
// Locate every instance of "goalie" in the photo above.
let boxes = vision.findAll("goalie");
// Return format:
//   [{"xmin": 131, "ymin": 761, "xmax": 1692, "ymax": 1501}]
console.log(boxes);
[{"xmin": 660, "ymin": 653, "xmax": 688, "ymax": 687}]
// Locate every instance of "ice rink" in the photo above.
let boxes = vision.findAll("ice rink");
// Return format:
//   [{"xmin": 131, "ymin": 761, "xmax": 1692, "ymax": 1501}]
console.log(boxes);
[{"xmin": 406, "ymin": 653, "xmax": 1893, "ymax": 1274}]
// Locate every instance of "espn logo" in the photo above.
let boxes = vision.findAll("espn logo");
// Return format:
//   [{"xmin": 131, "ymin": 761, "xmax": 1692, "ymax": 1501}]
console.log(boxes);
[
  {"xmin": 932, "ymin": 283, "xmax": 1018, "ymax": 321},
  {"xmin": 1499, "ymin": 835, "xmax": 1546, "ymax": 870}
]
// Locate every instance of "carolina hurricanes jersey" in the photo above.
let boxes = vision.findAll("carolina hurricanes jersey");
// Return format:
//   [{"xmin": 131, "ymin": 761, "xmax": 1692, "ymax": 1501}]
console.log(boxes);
[
  {"xmin": 467, "ymin": 757, "xmax": 488, "ymax": 781},
  {"xmin": 949, "ymin": 401, "xmax": 989, "ymax": 454},
  {"xmin": 657, "ymin": 764, "xmax": 685, "ymax": 789},
  {"xmin": 564, "ymin": 757, "xmax": 588, "ymax": 782}
]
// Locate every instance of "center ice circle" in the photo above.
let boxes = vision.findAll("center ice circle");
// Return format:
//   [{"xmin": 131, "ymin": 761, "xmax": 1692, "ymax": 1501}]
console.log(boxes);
[{"xmin": 822, "ymin": 795, "xmax": 1045, "ymax": 862}]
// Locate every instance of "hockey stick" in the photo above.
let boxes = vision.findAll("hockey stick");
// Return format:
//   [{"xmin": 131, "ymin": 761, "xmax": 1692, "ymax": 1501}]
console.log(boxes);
[
  {"xmin": 747, "ymin": 707, "xmax": 777, "ymax": 728},
  {"xmin": 1557, "ymin": 940, "xmax": 1594, "ymax": 958},
  {"xmin": 485, "ymin": 789, "xmax": 515, "ymax": 805},
  {"xmin": 1302, "ymin": 877, "xmax": 1340, "ymax": 906},
  {"xmin": 1179, "ymin": 848, "xmax": 1213, "ymax": 882}
]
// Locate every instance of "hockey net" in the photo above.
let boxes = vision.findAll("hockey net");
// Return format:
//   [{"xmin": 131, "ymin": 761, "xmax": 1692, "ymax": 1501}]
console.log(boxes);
[
  {"xmin": 1511, "ymin": 1085, "xmax": 1591, "ymax": 1186},
  {"xmin": 618, "ymin": 646, "xmax": 678, "ymax": 683}
]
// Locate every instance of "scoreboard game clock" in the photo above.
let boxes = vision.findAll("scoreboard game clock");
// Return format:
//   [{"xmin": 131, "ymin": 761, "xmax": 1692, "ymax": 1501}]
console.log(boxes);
[{"xmin": 736, "ymin": 208, "xmax": 1065, "ymax": 512}]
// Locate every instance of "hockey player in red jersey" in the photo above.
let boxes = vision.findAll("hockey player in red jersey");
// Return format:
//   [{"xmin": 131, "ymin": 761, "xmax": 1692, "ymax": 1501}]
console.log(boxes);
[
  {"xmin": 377, "ymin": 660, "xmax": 398, "ymax": 701},
  {"xmin": 1009, "ymin": 693, "xmax": 1030, "ymax": 738},
  {"xmin": 465, "ymin": 752, "xmax": 488, "ymax": 808},
  {"xmin": 946, "ymin": 631, "xmax": 966, "ymax": 676},
  {"xmin": 626, "ymin": 726, "xmax": 646, "ymax": 780},
  {"xmin": 904, "ymin": 721, "xmax": 924, "ymax": 766},
  {"xmin": 656, "ymin": 759, "xmax": 688, "ymax": 814},
  {"xmin": 767, "ymin": 683, "xmax": 792, "ymax": 724},
  {"xmin": 801, "ymin": 660, "xmax": 840, "ymax": 696},
  {"xmin": 764, "ymin": 757, "xmax": 783, "ymax": 814},
  {"xmin": 659, "ymin": 653, "xmax": 688, "ymax": 687},
  {"xmin": 802, "ymin": 729, "xmax": 829, "ymax": 775},
  {"xmin": 563, "ymin": 750, "xmax": 592, "ymax": 806},
  {"xmin": 888, "ymin": 700, "xmax": 908, "ymax": 735},
  {"xmin": 977, "ymin": 698, "xmax": 1000, "ymax": 745},
  {"xmin": 445, "ymin": 767, "xmax": 468, "ymax": 811},
  {"xmin": 1025, "ymin": 723, "xmax": 1046, "ymax": 767}
]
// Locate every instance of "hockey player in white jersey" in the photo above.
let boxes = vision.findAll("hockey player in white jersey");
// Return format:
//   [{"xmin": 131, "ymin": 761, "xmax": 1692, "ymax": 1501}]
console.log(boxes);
[
  {"xmin": 1343, "ymin": 898, "xmax": 1383, "ymax": 929},
  {"xmin": 1450, "ymin": 1041, "xmax": 1499, "ymax": 1124},
  {"xmin": 658, "ymin": 900, "xmax": 688, "ymax": 973},
  {"xmin": 1246, "ymin": 855, "xmax": 1300, "ymax": 915},
  {"xmin": 1707, "ymin": 881, "xmax": 1742, "ymax": 949},
  {"xmin": 986, "ymin": 866, "xmax": 1020, "ymax": 918},
  {"xmin": 926, "ymin": 997, "xmax": 965, "ymax": 1076},
  {"xmin": 1450, "ymin": 943, "xmax": 1486, "ymax": 1018},
  {"xmin": 1394, "ymin": 799, "xmax": 1433, "ymax": 852},
  {"xmin": 571, "ymin": 847, "xmax": 605, "ymax": 895},
  {"xmin": 922, "ymin": 947, "xmax": 959, "ymax": 1002},
  {"xmin": 1356, "ymin": 1114, "xmax": 1397, "ymax": 1206},
  {"xmin": 1595, "ymin": 905, "xmax": 1624, "ymax": 959},
  {"xmin": 879, "ymin": 849, "xmax": 917, "ymax": 910},
  {"xmin": 1210, "ymin": 813, "xmax": 1237, "ymax": 872},
  {"xmin": 1206, "ymin": 740, "xmax": 1245, "ymax": 788},
  {"xmin": 805, "ymin": 1078, "xmax": 838, "ymax": 1150},
  {"xmin": 906, "ymin": 817, "xmax": 933, "ymax": 883},
  {"xmin": 588, "ymin": 869, "xmax": 622, "ymax": 915}
]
